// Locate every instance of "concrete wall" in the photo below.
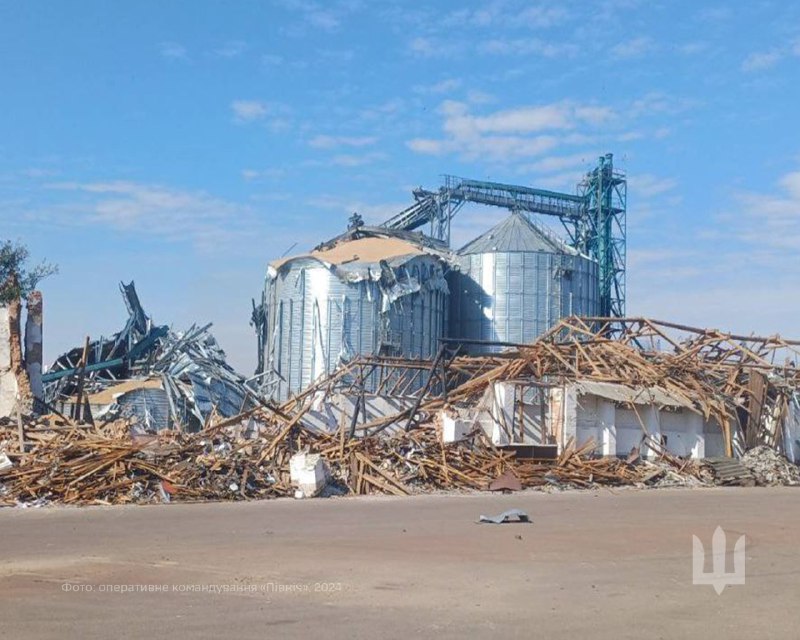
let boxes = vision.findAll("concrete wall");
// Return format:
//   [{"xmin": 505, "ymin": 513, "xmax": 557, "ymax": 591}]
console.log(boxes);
[
  {"xmin": 783, "ymin": 393, "xmax": 800, "ymax": 463},
  {"xmin": 24, "ymin": 291, "xmax": 43, "ymax": 402},
  {"xmin": 481, "ymin": 381, "xmax": 551, "ymax": 446},
  {"xmin": 0, "ymin": 305, "xmax": 18, "ymax": 417},
  {"xmin": 560, "ymin": 384, "xmax": 724, "ymax": 459}
]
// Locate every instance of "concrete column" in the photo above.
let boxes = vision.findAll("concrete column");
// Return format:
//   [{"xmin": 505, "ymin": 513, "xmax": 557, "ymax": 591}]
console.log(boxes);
[
  {"xmin": 561, "ymin": 384, "xmax": 577, "ymax": 452},
  {"xmin": 598, "ymin": 399, "xmax": 616, "ymax": 456},
  {"xmin": 688, "ymin": 412, "xmax": 704, "ymax": 458},
  {"xmin": 0, "ymin": 297, "xmax": 32, "ymax": 416},
  {"xmin": 642, "ymin": 405, "xmax": 661, "ymax": 458},
  {"xmin": 25, "ymin": 291, "xmax": 43, "ymax": 404},
  {"xmin": 0, "ymin": 304, "xmax": 17, "ymax": 417}
]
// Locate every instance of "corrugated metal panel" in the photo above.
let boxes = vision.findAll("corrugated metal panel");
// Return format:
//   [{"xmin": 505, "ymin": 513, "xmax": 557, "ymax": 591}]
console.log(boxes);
[
  {"xmin": 117, "ymin": 388, "xmax": 172, "ymax": 431},
  {"xmin": 449, "ymin": 248, "xmax": 599, "ymax": 354},
  {"xmin": 459, "ymin": 212, "xmax": 564, "ymax": 255},
  {"xmin": 265, "ymin": 255, "xmax": 448, "ymax": 400}
]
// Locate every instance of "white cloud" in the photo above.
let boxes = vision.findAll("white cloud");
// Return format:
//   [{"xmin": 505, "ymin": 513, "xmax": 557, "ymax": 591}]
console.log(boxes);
[
  {"xmin": 36, "ymin": 181, "xmax": 259, "ymax": 250},
  {"xmin": 305, "ymin": 194, "xmax": 407, "ymax": 225},
  {"xmin": 159, "ymin": 42, "xmax": 188, "ymax": 60},
  {"xmin": 308, "ymin": 134, "xmax": 378, "ymax": 149},
  {"xmin": 442, "ymin": 7, "xmax": 497, "ymax": 28},
  {"xmin": 408, "ymin": 36, "xmax": 461, "ymax": 58},
  {"xmin": 413, "ymin": 78, "xmax": 462, "ymax": 94},
  {"xmin": 677, "ymin": 41, "xmax": 709, "ymax": 55},
  {"xmin": 446, "ymin": 101, "xmax": 614, "ymax": 135},
  {"xmin": 517, "ymin": 5, "xmax": 570, "ymax": 28},
  {"xmin": 629, "ymin": 92, "xmax": 699, "ymax": 118},
  {"xmin": 329, "ymin": 152, "xmax": 387, "ymax": 167},
  {"xmin": 407, "ymin": 100, "xmax": 615, "ymax": 162},
  {"xmin": 407, "ymin": 138, "xmax": 449, "ymax": 155},
  {"xmin": 467, "ymin": 90, "xmax": 494, "ymax": 105},
  {"xmin": 522, "ymin": 153, "xmax": 598, "ymax": 174},
  {"xmin": 534, "ymin": 171, "xmax": 586, "ymax": 192},
  {"xmin": 230, "ymin": 100, "xmax": 268, "ymax": 123},
  {"xmin": 618, "ymin": 131, "xmax": 644, "ymax": 142},
  {"xmin": 741, "ymin": 50, "xmax": 782, "ymax": 73},
  {"xmin": 730, "ymin": 170, "xmax": 800, "ymax": 251},
  {"xmin": 629, "ymin": 174, "xmax": 677, "ymax": 198},
  {"xmin": 611, "ymin": 36, "xmax": 655, "ymax": 59},
  {"xmin": 242, "ymin": 168, "xmax": 286, "ymax": 181},
  {"xmin": 479, "ymin": 38, "xmax": 578, "ymax": 57},
  {"xmin": 213, "ymin": 41, "xmax": 247, "ymax": 58},
  {"xmin": 359, "ymin": 98, "xmax": 406, "ymax": 122},
  {"xmin": 695, "ymin": 7, "xmax": 731, "ymax": 23},
  {"xmin": 740, "ymin": 38, "xmax": 800, "ymax": 73},
  {"xmin": 307, "ymin": 10, "xmax": 339, "ymax": 30},
  {"xmin": 278, "ymin": 0, "xmax": 342, "ymax": 31},
  {"xmin": 442, "ymin": 4, "xmax": 570, "ymax": 29},
  {"xmin": 628, "ymin": 166, "xmax": 800, "ymax": 336},
  {"xmin": 262, "ymin": 53, "xmax": 284, "ymax": 66}
]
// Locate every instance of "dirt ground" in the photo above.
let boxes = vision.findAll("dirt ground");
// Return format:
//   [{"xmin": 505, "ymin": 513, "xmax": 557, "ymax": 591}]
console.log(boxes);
[{"xmin": 1, "ymin": 487, "xmax": 798, "ymax": 639}]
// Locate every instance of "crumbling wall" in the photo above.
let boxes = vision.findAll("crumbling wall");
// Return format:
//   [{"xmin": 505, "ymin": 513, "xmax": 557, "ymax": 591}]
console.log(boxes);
[
  {"xmin": 0, "ymin": 305, "xmax": 17, "ymax": 416},
  {"xmin": 783, "ymin": 393, "xmax": 800, "ymax": 463},
  {"xmin": 0, "ymin": 298, "xmax": 32, "ymax": 417},
  {"xmin": 24, "ymin": 291, "xmax": 43, "ymax": 402}
]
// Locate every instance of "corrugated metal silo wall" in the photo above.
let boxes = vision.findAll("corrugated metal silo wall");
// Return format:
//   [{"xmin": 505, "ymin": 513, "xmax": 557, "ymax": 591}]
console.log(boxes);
[
  {"xmin": 265, "ymin": 256, "xmax": 447, "ymax": 400},
  {"xmin": 448, "ymin": 251, "xmax": 598, "ymax": 354},
  {"xmin": 117, "ymin": 388, "xmax": 172, "ymax": 431}
]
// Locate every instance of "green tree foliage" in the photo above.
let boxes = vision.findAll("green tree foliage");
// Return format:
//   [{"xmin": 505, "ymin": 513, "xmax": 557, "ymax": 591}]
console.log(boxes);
[{"xmin": 0, "ymin": 239, "xmax": 58, "ymax": 304}]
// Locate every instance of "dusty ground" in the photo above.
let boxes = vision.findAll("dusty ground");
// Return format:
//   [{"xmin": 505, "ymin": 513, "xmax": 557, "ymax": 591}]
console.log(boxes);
[{"xmin": 1, "ymin": 487, "xmax": 798, "ymax": 639}]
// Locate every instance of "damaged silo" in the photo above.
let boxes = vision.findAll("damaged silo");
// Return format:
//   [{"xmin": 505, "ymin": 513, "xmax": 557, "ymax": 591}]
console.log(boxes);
[
  {"xmin": 448, "ymin": 212, "xmax": 599, "ymax": 353},
  {"xmin": 259, "ymin": 227, "xmax": 451, "ymax": 400}
]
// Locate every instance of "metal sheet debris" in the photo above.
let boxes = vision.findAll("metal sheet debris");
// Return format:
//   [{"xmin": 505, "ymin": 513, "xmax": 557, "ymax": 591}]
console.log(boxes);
[
  {"xmin": 1, "ymin": 314, "xmax": 799, "ymax": 507},
  {"xmin": 478, "ymin": 509, "xmax": 531, "ymax": 524},
  {"xmin": 42, "ymin": 281, "xmax": 256, "ymax": 432}
]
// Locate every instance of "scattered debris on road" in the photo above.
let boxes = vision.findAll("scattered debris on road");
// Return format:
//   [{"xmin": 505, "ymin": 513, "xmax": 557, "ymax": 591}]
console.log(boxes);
[{"xmin": 478, "ymin": 509, "xmax": 531, "ymax": 524}]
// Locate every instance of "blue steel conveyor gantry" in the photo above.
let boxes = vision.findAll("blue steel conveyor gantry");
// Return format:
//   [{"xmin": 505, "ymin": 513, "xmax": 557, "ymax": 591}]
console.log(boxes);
[{"xmin": 380, "ymin": 153, "xmax": 627, "ymax": 318}]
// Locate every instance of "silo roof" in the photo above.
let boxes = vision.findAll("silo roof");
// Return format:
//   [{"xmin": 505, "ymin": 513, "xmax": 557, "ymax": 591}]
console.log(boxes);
[
  {"xmin": 308, "ymin": 236, "xmax": 424, "ymax": 266},
  {"xmin": 458, "ymin": 212, "xmax": 573, "ymax": 255},
  {"xmin": 270, "ymin": 228, "xmax": 450, "ymax": 272}
]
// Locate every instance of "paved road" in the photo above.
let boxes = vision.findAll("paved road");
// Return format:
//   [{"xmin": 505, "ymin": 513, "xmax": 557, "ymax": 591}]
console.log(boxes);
[{"xmin": 1, "ymin": 487, "xmax": 798, "ymax": 639}]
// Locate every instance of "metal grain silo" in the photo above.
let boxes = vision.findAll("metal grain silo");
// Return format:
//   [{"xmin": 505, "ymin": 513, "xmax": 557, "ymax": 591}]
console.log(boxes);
[
  {"xmin": 261, "ymin": 228, "xmax": 450, "ymax": 400},
  {"xmin": 449, "ymin": 212, "xmax": 598, "ymax": 353}
]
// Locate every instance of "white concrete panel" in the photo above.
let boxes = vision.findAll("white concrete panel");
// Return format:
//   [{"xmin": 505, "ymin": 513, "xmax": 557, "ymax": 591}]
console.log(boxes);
[{"xmin": 0, "ymin": 306, "xmax": 19, "ymax": 417}]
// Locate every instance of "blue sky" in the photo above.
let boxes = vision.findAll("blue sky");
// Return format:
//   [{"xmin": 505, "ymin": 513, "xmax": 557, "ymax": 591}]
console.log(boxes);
[{"xmin": 2, "ymin": 0, "xmax": 799, "ymax": 372}]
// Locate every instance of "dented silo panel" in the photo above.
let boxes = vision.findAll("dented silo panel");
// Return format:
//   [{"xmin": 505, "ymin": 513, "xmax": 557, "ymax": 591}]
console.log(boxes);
[{"xmin": 263, "ymin": 229, "xmax": 450, "ymax": 401}]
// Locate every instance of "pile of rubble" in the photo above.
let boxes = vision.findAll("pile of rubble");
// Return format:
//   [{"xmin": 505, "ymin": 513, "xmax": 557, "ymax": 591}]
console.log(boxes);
[
  {"xmin": 741, "ymin": 445, "xmax": 800, "ymax": 486},
  {"xmin": 2, "ymin": 311, "xmax": 800, "ymax": 507},
  {"xmin": 41, "ymin": 282, "xmax": 256, "ymax": 431},
  {"xmin": 0, "ymin": 409, "xmax": 712, "ymax": 506}
]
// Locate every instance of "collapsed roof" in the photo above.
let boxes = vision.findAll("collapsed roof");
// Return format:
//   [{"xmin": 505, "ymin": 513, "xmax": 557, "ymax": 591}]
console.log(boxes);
[
  {"xmin": 43, "ymin": 281, "xmax": 256, "ymax": 432},
  {"xmin": 269, "ymin": 226, "xmax": 453, "ymax": 276}
]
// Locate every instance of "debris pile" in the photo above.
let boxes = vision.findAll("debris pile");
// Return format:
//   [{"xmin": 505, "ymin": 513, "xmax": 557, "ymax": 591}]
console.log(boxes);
[
  {"xmin": 316, "ymin": 317, "xmax": 800, "ymax": 457},
  {"xmin": 741, "ymin": 445, "xmax": 800, "ymax": 486},
  {"xmin": 42, "ymin": 282, "xmax": 256, "ymax": 432},
  {"xmin": 0, "ymin": 413, "xmax": 709, "ymax": 506},
  {"xmin": 2, "ymin": 314, "xmax": 799, "ymax": 507},
  {"xmin": 700, "ymin": 457, "xmax": 756, "ymax": 487}
]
